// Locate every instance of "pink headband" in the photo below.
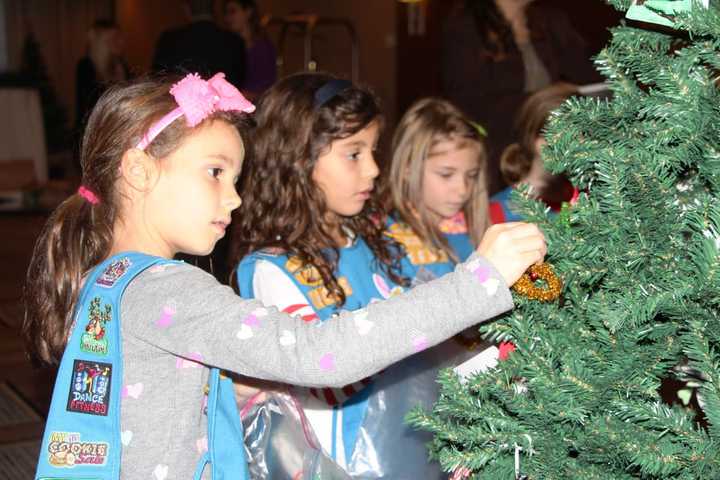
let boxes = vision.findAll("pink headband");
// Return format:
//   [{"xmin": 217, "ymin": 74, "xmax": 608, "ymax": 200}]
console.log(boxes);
[{"xmin": 135, "ymin": 72, "xmax": 256, "ymax": 150}]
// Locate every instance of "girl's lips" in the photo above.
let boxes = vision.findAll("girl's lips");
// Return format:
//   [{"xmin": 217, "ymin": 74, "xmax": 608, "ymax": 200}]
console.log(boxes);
[{"xmin": 212, "ymin": 221, "xmax": 228, "ymax": 233}]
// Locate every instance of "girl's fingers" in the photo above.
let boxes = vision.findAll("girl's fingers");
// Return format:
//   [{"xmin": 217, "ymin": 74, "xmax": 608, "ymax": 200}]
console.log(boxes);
[
  {"xmin": 503, "ymin": 223, "xmax": 544, "ymax": 240},
  {"xmin": 516, "ymin": 249, "xmax": 545, "ymax": 269},
  {"xmin": 509, "ymin": 236, "xmax": 546, "ymax": 254}
]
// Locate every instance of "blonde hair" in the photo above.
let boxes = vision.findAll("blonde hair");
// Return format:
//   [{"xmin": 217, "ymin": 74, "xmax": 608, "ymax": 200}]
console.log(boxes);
[
  {"xmin": 500, "ymin": 82, "xmax": 579, "ymax": 185},
  {"xmin": 387, "ymin": 97, "xmax": 488, "ymax": 263}
]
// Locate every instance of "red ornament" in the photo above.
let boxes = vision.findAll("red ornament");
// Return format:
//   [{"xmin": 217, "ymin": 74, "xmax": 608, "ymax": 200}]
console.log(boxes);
[
  {"xmin": 529, "ymin": 271, "xmax": 539, "ymax": 281},
  {"xmin": 498, "ymin": 341, "xmax": 516, "ymax": 361},
  {"xmin": 569, "ymin": 187, "xmax": 580, "ymax": 205}
]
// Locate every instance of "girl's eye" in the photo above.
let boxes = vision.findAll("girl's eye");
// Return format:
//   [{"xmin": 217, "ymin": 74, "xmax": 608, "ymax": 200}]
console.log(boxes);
[
  {"xmin": 208, "ymin": 167, "xmax": 222, "ymax": 178},
  {"xmin": 348, "ymin": 151, "xmax": 361, "ymax": 161},
  {"xmin": 467, "ymin": 171, "xmax": 480, "ymax": 180},
  {"xmin": 438, "ymin": 172, "xmax": 453, "ymax": 179}
]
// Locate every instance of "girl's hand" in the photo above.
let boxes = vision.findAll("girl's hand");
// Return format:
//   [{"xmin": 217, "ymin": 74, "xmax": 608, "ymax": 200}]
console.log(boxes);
[
  {"xmin": 233, "ymin": 376, "xmax": 282, "ymax": 410},
  {"xmin": 476, "ymin": 222, "xmax": 546, "ymax": 286}
]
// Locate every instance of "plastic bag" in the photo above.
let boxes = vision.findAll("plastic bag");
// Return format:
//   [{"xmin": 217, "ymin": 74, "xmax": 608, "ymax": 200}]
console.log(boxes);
[
  {"xmin": 346, "ymin": 339, "xmax": 474, "ymax": 479},
  {"xmin": 241, "ymin": 390, "xmax": 352, "ymax": 480}
]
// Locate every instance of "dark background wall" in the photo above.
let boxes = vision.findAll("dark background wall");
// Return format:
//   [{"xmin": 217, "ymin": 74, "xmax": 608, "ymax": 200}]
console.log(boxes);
[
  {"xmin": 395, "ymin": 0, "xmax": 622, "ymax": 117},
  {"xmin": 5, "ymin": 0, "xmax": 622, "ymax": 135}
]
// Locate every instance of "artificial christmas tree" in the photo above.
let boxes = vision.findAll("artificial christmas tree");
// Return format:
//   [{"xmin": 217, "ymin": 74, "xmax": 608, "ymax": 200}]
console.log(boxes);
[{"xmin": 408, "ymin": 1, "xmax": 720, "ymax": 478}]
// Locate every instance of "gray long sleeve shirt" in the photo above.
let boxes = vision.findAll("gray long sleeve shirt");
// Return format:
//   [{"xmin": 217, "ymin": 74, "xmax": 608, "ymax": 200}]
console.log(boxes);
[{"xmin": 118, "ymin": 254, "xmax": 512, "ymax": 478}]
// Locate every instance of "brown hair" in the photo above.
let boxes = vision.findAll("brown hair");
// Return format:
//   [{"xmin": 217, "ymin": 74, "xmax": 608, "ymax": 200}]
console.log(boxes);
[
  {"xmin": 230, "ymin": 72, "xmax": 407, "ymax": 305},
  {"xmin": 23, "ymin": 76, "xmax": 251, "ymax": 365},
  {"xmin": 386, "ymin": 97, "xmax": 488, "ymax": 263},
  {"xmin": 500, "ymin": 82, "xmax": 579, "ymax": 185}
]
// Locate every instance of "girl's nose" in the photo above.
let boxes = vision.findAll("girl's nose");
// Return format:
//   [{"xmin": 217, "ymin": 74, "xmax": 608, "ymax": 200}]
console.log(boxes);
[
  {"xmin": 454, "ymin": 179, "xmax": 472, "ymax": 204},
  {"xmin": 364, "ymin": 155, "xmax": 380, "ymax": 180},
  {"xmin": 226, "ymin": 187, "xmax": 242, "ymax": 211}
]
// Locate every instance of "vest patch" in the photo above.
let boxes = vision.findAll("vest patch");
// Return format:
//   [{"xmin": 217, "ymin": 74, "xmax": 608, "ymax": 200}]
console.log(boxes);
[
  {"xmin": 386, "ymin": 222, "xmax": 448, "ymax": 266},
  {"xmin": 46, "ymin": 431, "xmax": 109, "ymax": 468},
  {"xmin": 308, "ymin": 277, "xmax": 353, "ymax": 310},
  {"xmin": 79, "ymin": 297, "xmax": 111, "ymax": 356},
  {"xmin": 96, "ymin": 257, "xmax": 131, "ymax": 288},
  {"xmin": 66, "ymin": 360, "xmax": 112, "ymax": 416}
]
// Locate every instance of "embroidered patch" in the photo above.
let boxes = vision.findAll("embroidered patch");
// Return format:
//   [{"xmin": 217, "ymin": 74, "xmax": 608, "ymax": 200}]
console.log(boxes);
[
  {"xmin": 386, "ymin": 222, "xmax": 448, "ymax": 265},
  {"xmin": 285, "ymin": 256, "xmax": 324, "ymax": 286},
  {"xmin": 79, "ymin": 297, "xmax": 112, "ymax": 356},
  {"xmin": 66, "ymin": 360, "xmax": 112, "ymax": 416},
  {"xmin": 96, "ymin": 257, "xmax": 131, "ymax": 288},
  {"xmin": 308, "ymin": 277, "xmax": 353, "ymax": 310},
  {"xmin": 47, "ymin": 431, "xmax": 109, "ymax": 467}
]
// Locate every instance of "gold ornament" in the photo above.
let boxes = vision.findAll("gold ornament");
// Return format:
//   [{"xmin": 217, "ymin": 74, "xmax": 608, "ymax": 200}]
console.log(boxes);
[{"xmin": 512, "ymin": 263, "xmax": 562, "ymax": 302}]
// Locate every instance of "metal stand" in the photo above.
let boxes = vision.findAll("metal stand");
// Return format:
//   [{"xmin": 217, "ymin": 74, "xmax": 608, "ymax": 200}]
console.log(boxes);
[{"xmin": 263, "ymin": 14, "xmax": 359, "ymax": 83}]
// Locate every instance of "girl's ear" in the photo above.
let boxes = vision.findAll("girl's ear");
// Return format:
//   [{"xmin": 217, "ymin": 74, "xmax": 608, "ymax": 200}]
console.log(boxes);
[{"xmin": 119, "ymin": 148, "xmax": 158, "ymax": 192}]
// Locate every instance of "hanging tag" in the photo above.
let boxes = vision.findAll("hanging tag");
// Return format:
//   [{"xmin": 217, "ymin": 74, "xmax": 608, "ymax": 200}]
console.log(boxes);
[
  {"xmin": 515, "ymin": 443, "xmax": 532, "ymax": 480},
  {"xmin": 626, "ymin": 0, "xmax": 709, "ymax": 28}
]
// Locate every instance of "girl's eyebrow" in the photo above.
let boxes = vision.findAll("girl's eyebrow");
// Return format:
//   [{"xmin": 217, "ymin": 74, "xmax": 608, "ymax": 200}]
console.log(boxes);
[
  {"xmin": 207, "ymin": 153, "xmax": 241, "ymax": 169},
  {"xmin": 341, "ymin": 140, "xmax": 367, "ymax": 148},
  {"xmin": 428, "ymin": 148, "xmax": 454, "ymax": 157}
]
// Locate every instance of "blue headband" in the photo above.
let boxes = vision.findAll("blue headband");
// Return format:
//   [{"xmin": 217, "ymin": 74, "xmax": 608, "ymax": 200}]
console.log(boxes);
[{"xmin": 314, "ymin": 79, "xmax": 352, "ymax": 109}]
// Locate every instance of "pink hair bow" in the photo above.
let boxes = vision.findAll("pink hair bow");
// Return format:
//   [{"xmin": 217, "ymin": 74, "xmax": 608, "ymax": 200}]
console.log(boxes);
[{"xmin": 136, "ymin": 72, "xmax": 255, "ymax": 150}]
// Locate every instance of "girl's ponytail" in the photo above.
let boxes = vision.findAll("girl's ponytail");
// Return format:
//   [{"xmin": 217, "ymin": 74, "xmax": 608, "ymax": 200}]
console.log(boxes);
[
  {"xmin": 499, "ymin": 142, "xmax": 533, "ymax": 186},
  {"xmin": 23, "ymin": 75, "xmax": 251, "ymax": 365},
  {"xmin": 23, "ymin": 188, "xmax": 114, "ymax": 365}
]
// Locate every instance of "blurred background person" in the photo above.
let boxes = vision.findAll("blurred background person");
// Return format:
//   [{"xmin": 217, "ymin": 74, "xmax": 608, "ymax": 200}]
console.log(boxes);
[
  {"xmin": 442, "ymin": 0, "xmax": 597, "ymax": 196},
  {"xmin": 224, "ymin": 0, "xmax": 277, "ymax": 100},
  {"xmin": 152, "ymin": 0, "xmax": 246, "ymax": 88},
  {"xmin": 75, "ymin": 19, "xmax": 129, "ymax": 132},
  {"xmin": 489, "ymin": 82, "xmax": 579, "ymax": 223}
]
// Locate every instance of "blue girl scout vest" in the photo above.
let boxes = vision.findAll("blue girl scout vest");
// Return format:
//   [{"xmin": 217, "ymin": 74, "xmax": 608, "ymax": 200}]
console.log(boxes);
[
  {"xmin": 35, "ymin": 252, "xmax": 249, "ymax": 480},
  {"xmin": 236, "ymin": 238, "xmax": 406, "ymax": 462},
  {"xmin": 384, "ymin": 213, "xmax": 474, "ymax": 282}
]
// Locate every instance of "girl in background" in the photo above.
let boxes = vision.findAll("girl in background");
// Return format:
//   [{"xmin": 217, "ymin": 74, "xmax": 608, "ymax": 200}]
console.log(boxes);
[
  {"xmin": 233, "ymin": 72, "xmax": 410, "ymax": 472},
  {"xmin": 385, "ymin": 97, "xmax": 489, "ymax": 280},
  {"xmin": 232, "ymin": 74, "xmax": 534, "ymax": 476},
  {"xmin": 490, "ymin": 82, "xmax": 579, "ymax": 223},
  {"xmin": 26, "ymin": 72, "xmax": 544, "ymax": 479}
]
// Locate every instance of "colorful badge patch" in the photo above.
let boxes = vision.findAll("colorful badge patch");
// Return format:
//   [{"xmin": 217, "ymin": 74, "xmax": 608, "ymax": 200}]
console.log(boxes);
[
  {"xmin": 96, "ymin": 257, "xmax": 131, "ymax": 288},
  {"xmin": 386, "ymin": 222, "xmax": 448, "ymax": 265},
  {"xmin": 47, "ymin": 431, "xmax": 109, "ymax": 467},
  {"xmin": 80, "ymin": 297, "xmax": 111, "ymax": 356},
  {"xmin": 67, "ymin": 360, "xmax": 112, "ymax": 416}
]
